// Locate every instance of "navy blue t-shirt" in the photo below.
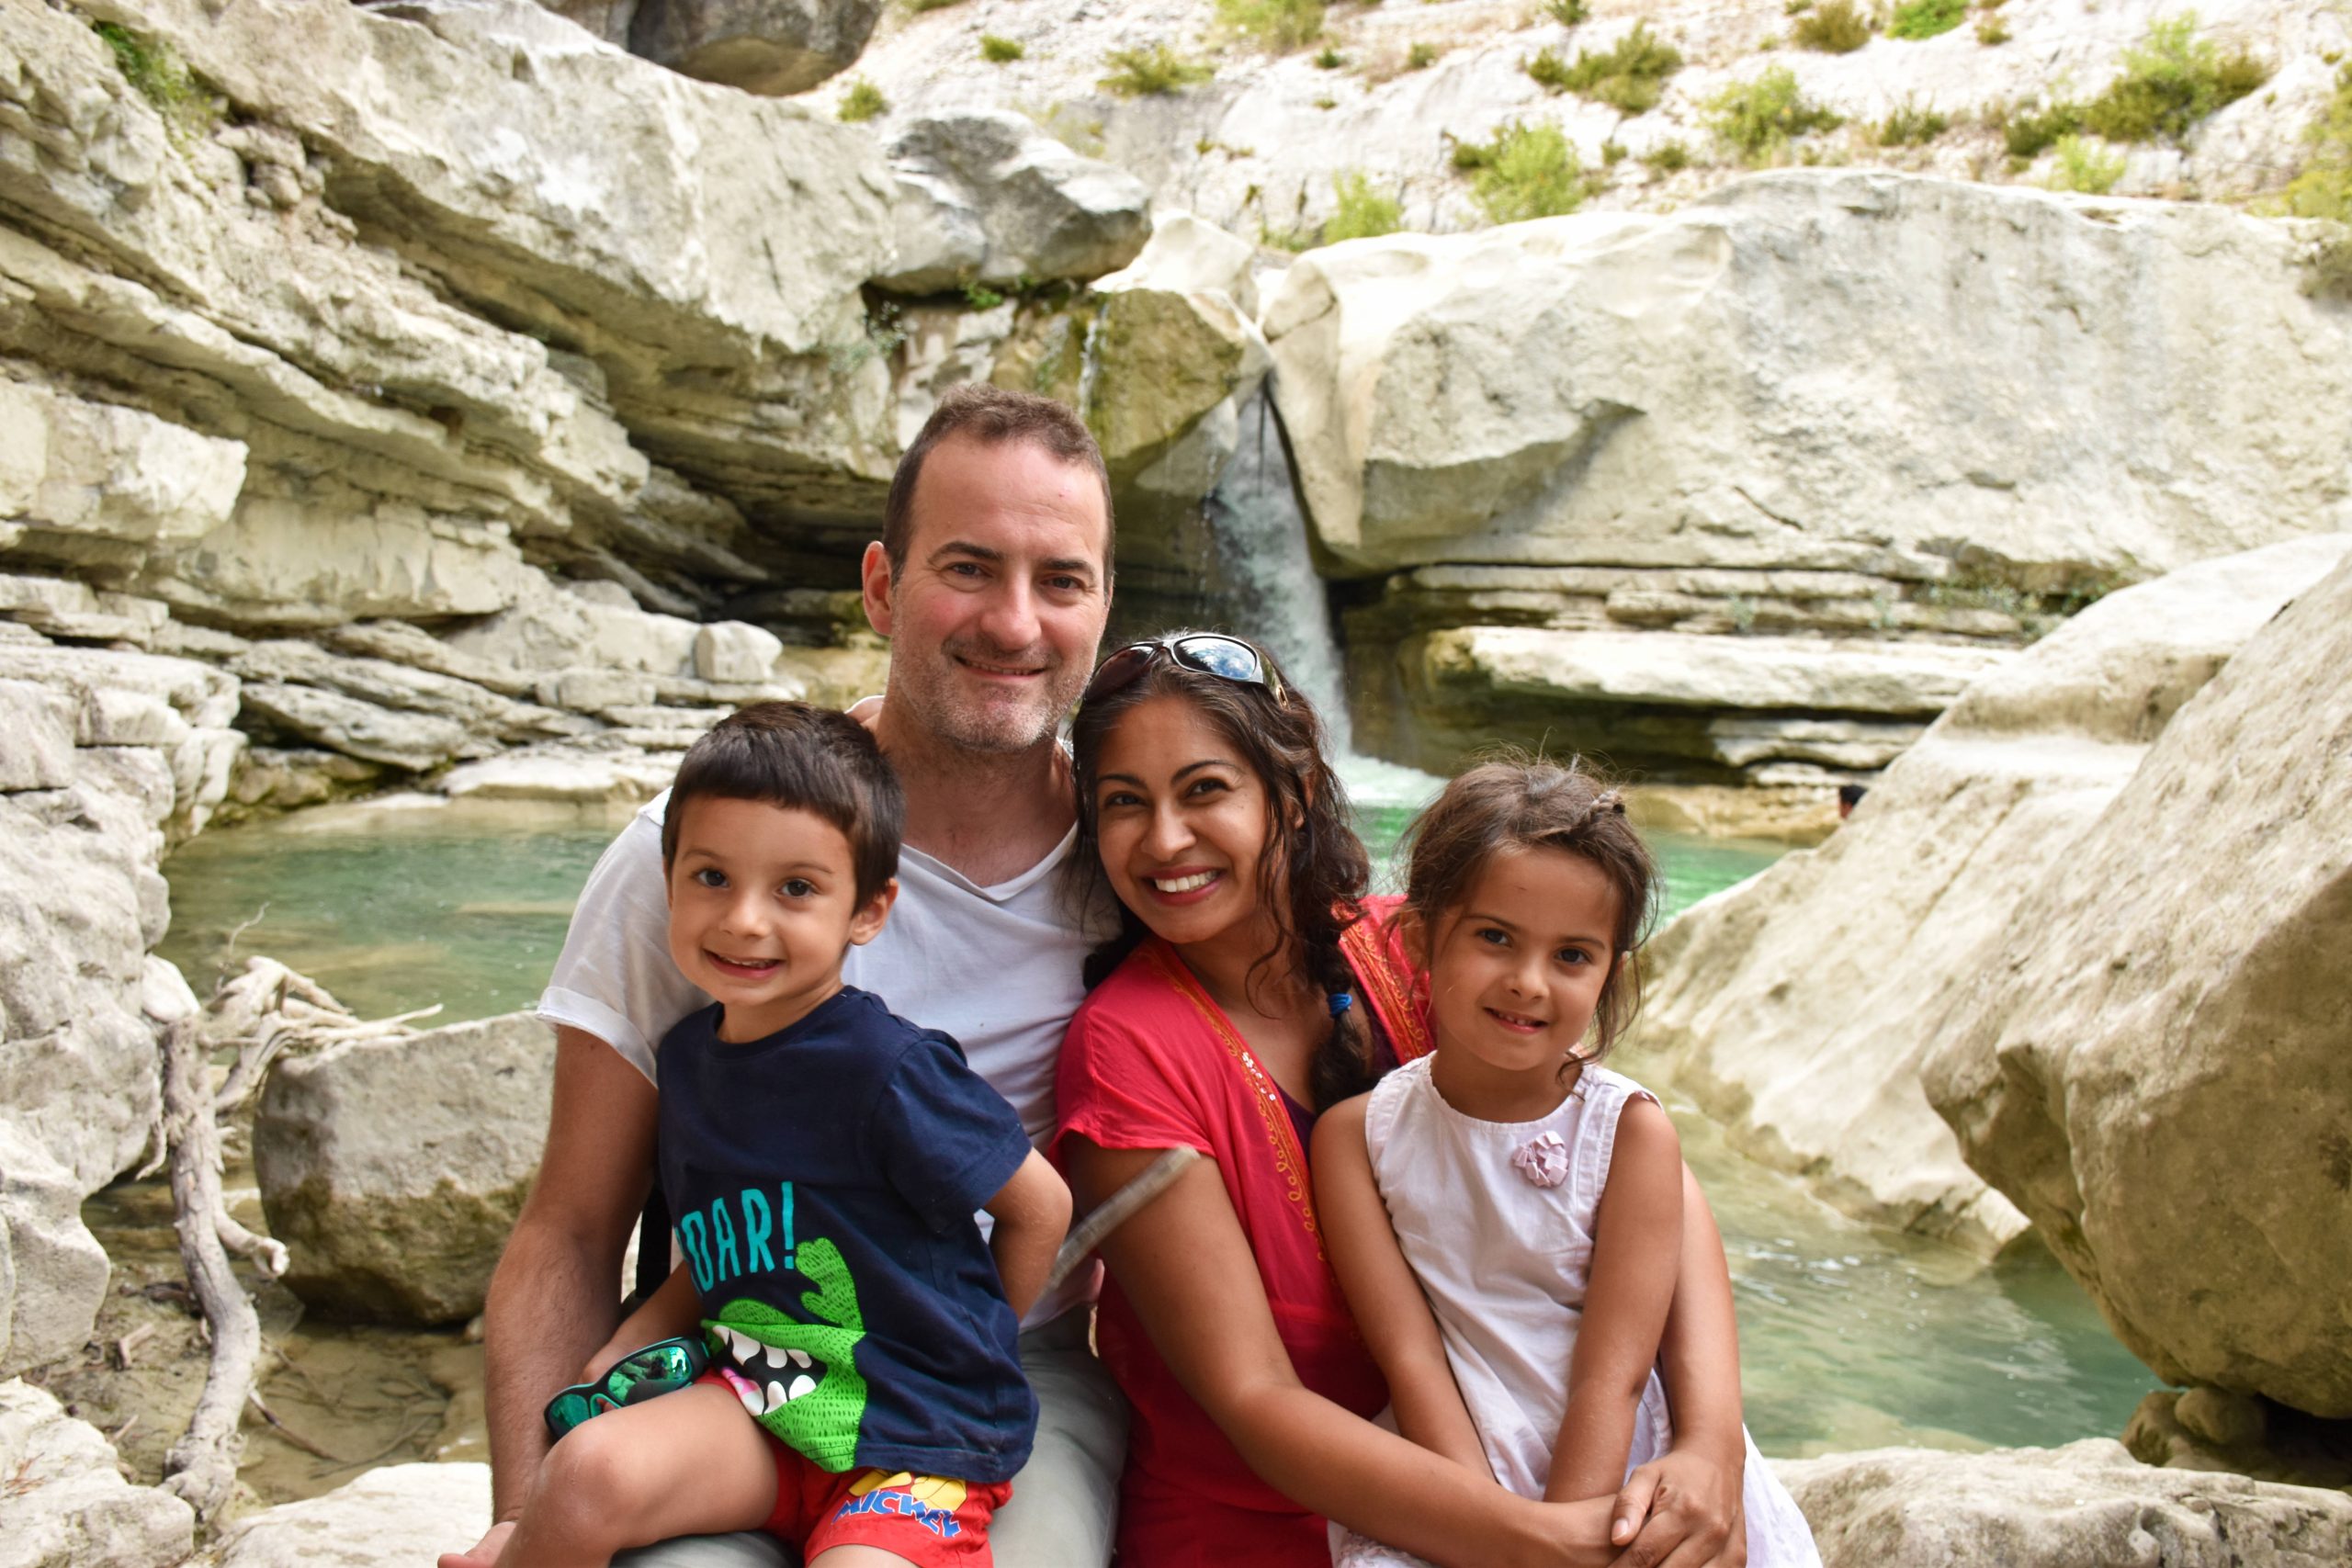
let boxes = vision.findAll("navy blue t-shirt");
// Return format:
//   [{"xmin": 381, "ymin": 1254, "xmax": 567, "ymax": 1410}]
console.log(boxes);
[{"xmin": 656, "ymin": 987, "xmax": 1036, "ymax": 1483}]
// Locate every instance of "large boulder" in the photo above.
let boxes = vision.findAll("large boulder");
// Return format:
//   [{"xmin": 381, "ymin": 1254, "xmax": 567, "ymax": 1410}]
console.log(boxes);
[
  {"xmin": 628, "ymin": 0, "xmax": 883, "ymax": 96},
  {"xmin": 255, "ymin": 1012, "xmax": 555, "ymax": 1325},
  {"xmin": 196, "ymin": 1461, "xmax": 490, "ymax": 1568},
  {"xmin": 876, "ymin": 111, "xmax": 1151, "ymax": 293},
  {"xmin": 0, "ymin": 1379, "xmax": 196, "ymax": 1568},
  {"xmin": 1921, "ymin": 547, "xmax": 2352, "ymax": 1416},
  {"xmin": 1631, "ymin": 536, "xmax": 2352, "ymax": 1253},
  {"xmin": 1776, "ymin": 1440, "xmax": 2352, "ymax": 1568}
]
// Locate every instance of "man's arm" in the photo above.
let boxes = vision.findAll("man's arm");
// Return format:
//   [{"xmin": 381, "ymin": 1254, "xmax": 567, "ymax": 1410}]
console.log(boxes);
[{"xmin": 458, "ymin": 1026, "xmax": 658, "ymax": 1561}]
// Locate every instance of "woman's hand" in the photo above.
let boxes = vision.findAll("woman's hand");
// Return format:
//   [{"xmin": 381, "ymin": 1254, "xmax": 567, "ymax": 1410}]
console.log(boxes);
[{"xmin": 1607, "ymin": 1445, "xmax": 1747, "ymax": 1568}]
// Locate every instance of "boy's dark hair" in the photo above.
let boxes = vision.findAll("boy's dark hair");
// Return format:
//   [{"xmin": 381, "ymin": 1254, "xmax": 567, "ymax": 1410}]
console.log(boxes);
[
  {"xmin": 882, "ymin": 384, "xmax": 1114, "ymax": 579},
  {"xmin": 661, "ymin": 702, "xmax": 904, "ymax": 904},
  {"xmin": 1399, "ymin": 754, "xmax": 1660, "ymax": 1066},
  {"xmin": 1838, "ymin": 783, "xmax": 1869, "ymax": 808}
]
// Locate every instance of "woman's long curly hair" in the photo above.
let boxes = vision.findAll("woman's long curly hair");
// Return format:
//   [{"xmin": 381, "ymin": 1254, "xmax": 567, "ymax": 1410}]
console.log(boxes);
[{"xmin": 1067, "ymin": 635, "xmax": 1380, "ymax": 1110}]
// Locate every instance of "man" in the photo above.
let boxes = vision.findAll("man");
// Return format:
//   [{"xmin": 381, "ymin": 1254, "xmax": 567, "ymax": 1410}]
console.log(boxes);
[{"xmin": 446, "ymin": 385, "xmax": 1126, "ymax": 1568}]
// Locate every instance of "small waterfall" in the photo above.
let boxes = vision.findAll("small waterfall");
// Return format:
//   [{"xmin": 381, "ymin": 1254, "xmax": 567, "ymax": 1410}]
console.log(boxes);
[{"xmin": 1205, "ymin": 387, "xmax": 1442, "ymax": 812}]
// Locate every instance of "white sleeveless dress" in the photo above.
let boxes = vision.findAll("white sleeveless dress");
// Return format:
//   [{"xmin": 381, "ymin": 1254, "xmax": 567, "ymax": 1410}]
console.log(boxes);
[{"xmin": 1330, "ymin": 1056, "xmax": 1819, "ymax": 1568}]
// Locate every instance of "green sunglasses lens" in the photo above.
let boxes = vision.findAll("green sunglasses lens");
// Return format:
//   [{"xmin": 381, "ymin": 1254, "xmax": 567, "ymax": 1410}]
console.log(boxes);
[{"xmin": 548, "ymin": 1391, "xmax": 595, "ymax": 1433}]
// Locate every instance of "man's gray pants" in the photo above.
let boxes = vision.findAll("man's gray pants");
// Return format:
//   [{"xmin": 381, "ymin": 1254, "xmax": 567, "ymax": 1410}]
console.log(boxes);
[{"xmin": 615, "ymin": 1309, "xmax": 1127, "ymax": 1567}]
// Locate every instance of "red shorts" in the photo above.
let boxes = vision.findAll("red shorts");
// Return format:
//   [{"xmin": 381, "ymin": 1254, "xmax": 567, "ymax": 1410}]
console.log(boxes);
[{"xmin": 698, "ymin": 1372, "xmax": 1011, "ymax": 1564}]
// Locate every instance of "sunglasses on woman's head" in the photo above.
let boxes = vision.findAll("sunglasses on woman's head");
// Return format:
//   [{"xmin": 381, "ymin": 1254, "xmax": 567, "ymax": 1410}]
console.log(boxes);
[{"xmin": 1082, "ymin": 634, "xmax": 1286, "ymax": 706}]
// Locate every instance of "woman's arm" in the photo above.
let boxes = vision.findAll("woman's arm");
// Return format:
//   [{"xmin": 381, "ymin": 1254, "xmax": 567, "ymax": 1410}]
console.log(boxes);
[
  {"xmin": 1310, "ymin": 1098, "xmax": 1490, "ymax": 1476},
  {"xmin": 1605, "ymin": 1163, "xmax": 1748, "ymax": 1566},
  {"xmin": 1065, "ymin": 1134, "xmax": 1618, "ymax": 1568},
  {"xmin": 1547, "ymin": 1100, "xmax": 1682, "ymax": 1504},
  {"xmin": 981, "ymin": 1148, "xmax": 1073, "ymax": 1320}
]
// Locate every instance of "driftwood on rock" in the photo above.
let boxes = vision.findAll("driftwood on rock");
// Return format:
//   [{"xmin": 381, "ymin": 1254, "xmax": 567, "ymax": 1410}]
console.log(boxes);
[{"xmin": 151, "ymin": 959, "xmax": 436, "ymax": 1519}]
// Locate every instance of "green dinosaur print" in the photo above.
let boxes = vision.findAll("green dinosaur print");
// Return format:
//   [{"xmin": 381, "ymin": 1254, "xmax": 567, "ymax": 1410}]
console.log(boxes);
[{"xmin": 707, "ymin": 1236, "xmax": 869, "ymax": 1472}]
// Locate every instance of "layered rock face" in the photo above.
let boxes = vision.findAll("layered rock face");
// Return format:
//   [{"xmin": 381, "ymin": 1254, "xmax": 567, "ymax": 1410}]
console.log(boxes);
[
  {"xmin": 1630, "ymin": 536, "xmax": 2352, "ymax": 1253},
  {"xmin": 1262, "ymin": 174, "xmax": 2352, "ymax": 780},
  {"xmin": 1776, "ymin": 1440, "xmax": 2352, "ymax": 1568},
  {"xmin": 1921, "ymin": 547, "xmax": 2352, "ymax": 1417},
  {"xmin": 197, "ymin": 1461, "xmax": 491, "ymax": 1567}
]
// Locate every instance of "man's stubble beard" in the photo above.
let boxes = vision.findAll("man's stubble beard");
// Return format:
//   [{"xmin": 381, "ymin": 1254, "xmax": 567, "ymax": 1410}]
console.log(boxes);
[{"xmin": 899, "ymin": 638, "xmax": 1093, "ymax": 758}]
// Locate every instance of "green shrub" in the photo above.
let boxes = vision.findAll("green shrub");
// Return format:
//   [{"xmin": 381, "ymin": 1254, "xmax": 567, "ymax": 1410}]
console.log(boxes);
[
  {"xmin": 91, "ymin": 22, "xmax": 211, "ymax": 137},
  {"xmin": 1406, "ymin": 40, "xmax": 1440, "ymax": 70},
  {"xmin": 1323, "ymin": 172, "xmax": 1405, "ymax": 241},
  {"xmin": 1532, "ymin": 21, "xmax": 1682, "ymax": 114},
  {"xmin": 979, "ymin": 34, "xmax": 1024, "ymax": 62},
  {"xmin": 2279, "ymin": 66, "xmax": 2352, "ymax": 223},
  {"xmin": 1542, "ymin": 0, "xmax": 1589, "ymax": 24},
  {"xmin": 1706, "ymin": 66, "xmax": 1843, "ymax": 159},
  {"xmin": 1875, "ymin": 100, "xmax": 1950, "ymax": 144},
  {"xmin": 1888, "ymin": 0, "xmax": 1967, "ymax": 40},
  {"xmin": 2080, "ymin": 14, "xmax": 2268, "ymax": 143},
  {"xmin": 1314, "ymin": 45, "xmax": 1346, "ymax": 69},
  {"xmin": 2307, "ymin": 230, "xmax": 2352, "ymax": 300},
  {"xmin": 2047, "ymin": 133, "xmax": 2126, "ymax": 193},
  {"xmin": 1977, "ymin": 16, "xmax": 2011, "ymax": 45},
  {"xmin": 1792, "ymin": 0, "xmax": 1871, "ymax": 53},
  {"xmin": 1100, "ymin": 44, "xmax": 1216, "ymax": 96},
  {"xmin": 838, "ymin": 78, "xmax": 888, "ymax": 121},
  {"xmin": 2002, "ymin": 98, "xmax": 2083, "ymax": 157},
  {"xmin": 907, "ymin": 0, "xmax": 965, "ymax": 10},
  {"xmin": 1457, "ymin": 120, "xmax": 1590, "ymax": 223},
  {"xmin": 1216, "ymin": 0, "xmax": 1325, "ymax": 51},
  {"xmin": 962, "ymin": 281, "xmax": 1006, "ymax": 310},
  {"xmin": 1601, "ymin": 140, "xmax": 1628, "ymax": 164},
  {"xmin": 1642, "ymin": 140, "xmax": 1690, "ymax": 171}
]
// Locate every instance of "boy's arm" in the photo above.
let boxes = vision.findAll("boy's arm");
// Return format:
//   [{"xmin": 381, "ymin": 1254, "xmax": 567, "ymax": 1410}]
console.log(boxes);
[
  {"xmin": 1311, "ymin": 1097, "xmax": 1491, "ymax": 1476},
  {"xmin": 1546, "ymin": 1097, "xmax": 1683, "ymax": 1505},
  {"xmin": 583, "ymin": 1259, "xmax": 705, "ymax": 1380},
  {"xmin": 982, "ymin": 1147, "xmax": 1072, "ymax": 1320}
]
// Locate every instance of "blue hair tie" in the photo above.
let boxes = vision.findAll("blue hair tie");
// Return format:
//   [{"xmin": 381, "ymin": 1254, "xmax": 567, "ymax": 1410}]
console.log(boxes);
[{"xmin": 1329, "ymin": 992, "xmax": 1354, "ymax": 1019}]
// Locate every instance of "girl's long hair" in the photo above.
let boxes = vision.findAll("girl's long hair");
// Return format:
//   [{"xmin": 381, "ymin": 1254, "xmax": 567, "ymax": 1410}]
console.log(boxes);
[{"xmin": 1067, "ymin": 637, "xmax": 1379, "ymax": 1110}]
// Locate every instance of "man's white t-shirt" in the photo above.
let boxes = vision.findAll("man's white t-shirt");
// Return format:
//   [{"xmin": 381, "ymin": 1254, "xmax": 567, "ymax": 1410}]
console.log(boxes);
[{"xmin": 537, "ymin": 787, "xmax": 1110, "ymax": 1327}]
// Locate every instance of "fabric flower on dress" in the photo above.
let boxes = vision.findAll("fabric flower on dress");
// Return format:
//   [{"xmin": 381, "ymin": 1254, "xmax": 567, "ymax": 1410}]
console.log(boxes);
[{"xmin": 1512, "ymin": 1131, "xmax": 1571, "ymax": 1189}]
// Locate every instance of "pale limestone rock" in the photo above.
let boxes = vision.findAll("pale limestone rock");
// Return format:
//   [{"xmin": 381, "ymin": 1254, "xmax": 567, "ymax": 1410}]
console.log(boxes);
[
  {"xmin": 891, "ymin": 299, "xmax": 1019, "ymax": 449},
  {"xmin": 693, "ymin": 620, "xmax": 785, "ymax": 683},
  {"xmin": 439, "ymin": 745, "xmax": 680, "ymax": 805},
  {"xmin": 442, "ymin": 575, "xmax": 703, "ymax": 678},
  {"xmin": 1093, "ymin": 209, "xmax": 1260, "ymax": 318},
  {"xmin": 537, "ymin": 670, "xmax": 663, "ymax": 713},
  {"xmin": 0, "ymin": 1126, "xmax": 112, "ymax": 1382},
  {"xmin": 255, "ymin": 1012, "xmax": 556, "ymax": 1325},
  {"xmin": 151, "ymin": 500, "xmax": 536, "ymax": 629},
  {"xmin": 1774, "ymin": 1440, "xmax": 2352, "ymax": 1568},
  {"xmin": 0, "ymin": 681, "xmax": 74, "ymax": 793},
  {"xmin": 1921, "ymin": 546, "xmax": 2352, "ymax": 1416},
  {"xmin": 876, "ymin": 110, "xmax": 1151, "ymax": 292},
  {"xmin": 0, "ymin": 381, "xmax": 246, "ymax": 553},
  {"xmin": 0, "ymin": 1379, "xmax": 195, "ymax": 1568},
  {"xmin": 236, "ymin": 683, "xmax": 483, "ymax": 773},
  {"xmin": 629, "ymin": 0, "xmax": 884, "ymax": 96},
  {"xmin": 0, "ymin": 576, "xmax": 170, "ymax": 648},
  {"xmin": 1631, "ymin": 537, "xmax": 2352, "ymax": 1252},
  {"xmin": 198, "ymin": 1462, "xmax": 489, "ymax": 1568},
  {"xmin": 1264, "ymin": 174, "xmax": 2352, "ymax": 581}
]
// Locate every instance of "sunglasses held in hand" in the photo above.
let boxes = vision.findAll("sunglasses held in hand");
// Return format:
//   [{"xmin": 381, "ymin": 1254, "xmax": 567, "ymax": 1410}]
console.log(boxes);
[{"xmin": 544, "ymin": 1335, "xmax": 712, "ymax": 1439}]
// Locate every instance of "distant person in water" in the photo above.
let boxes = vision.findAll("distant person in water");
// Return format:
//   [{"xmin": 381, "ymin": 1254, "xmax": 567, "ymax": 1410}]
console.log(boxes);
[
  {"xmin": 447, "ymin": 385, "xmax": 1131, "ymax": 1568},
  {"xmin": 493, "ymin": 703, "xmax": 1069, "ymax": 1567},
  {"xmin": 1317, "ymin": 758, "xmax": 1820, "ymax": 1568},
  {"xmin": 1837, "ymin": 784, "xmax": 1868, "ymax": 821}
]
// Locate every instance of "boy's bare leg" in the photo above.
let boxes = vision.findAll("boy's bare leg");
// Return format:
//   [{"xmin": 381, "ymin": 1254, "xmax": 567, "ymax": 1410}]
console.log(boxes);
[{"xmin": 507, "ymin": 1383, "xmax": 777, "ymax": 1567}]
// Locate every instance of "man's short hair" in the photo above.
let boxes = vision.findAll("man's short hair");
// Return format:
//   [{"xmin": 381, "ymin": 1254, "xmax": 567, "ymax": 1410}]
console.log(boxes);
[
  {"xmin": 661, "ymin": 702, "xmax": 904, "ymax": 904},
  {"xmin": 881, "ymin": 384, "xmax": 1115, "ymax": 579}
]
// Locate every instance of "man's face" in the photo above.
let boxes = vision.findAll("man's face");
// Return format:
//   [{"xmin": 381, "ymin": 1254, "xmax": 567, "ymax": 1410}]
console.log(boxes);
[{"xmin": 863, "ymin": 434, "xmax": 1111, "ymax": 755}]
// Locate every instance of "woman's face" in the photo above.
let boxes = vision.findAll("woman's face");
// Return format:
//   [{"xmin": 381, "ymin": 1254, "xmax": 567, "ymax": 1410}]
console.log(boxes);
[{"xmin": 1090, "ymin": 694, "xmax": 1279, "ymax": 953}]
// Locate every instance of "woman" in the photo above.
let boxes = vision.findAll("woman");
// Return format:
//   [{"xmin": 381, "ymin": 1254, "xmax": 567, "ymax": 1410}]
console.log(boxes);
[{"xmin": 1052, "ymin": 634, "xmax": 1753, "ymax": 1568}]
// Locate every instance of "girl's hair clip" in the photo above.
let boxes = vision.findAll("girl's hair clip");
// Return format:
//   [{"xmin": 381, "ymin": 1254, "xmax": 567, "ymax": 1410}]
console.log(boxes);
[
  {"xmin": 1329, "ymin": 991, "xmax": 1354, "ymax": 1019},
  {"xmin": 1594, "ymin": 790, "xmax": 1625, "ymax": 816}
]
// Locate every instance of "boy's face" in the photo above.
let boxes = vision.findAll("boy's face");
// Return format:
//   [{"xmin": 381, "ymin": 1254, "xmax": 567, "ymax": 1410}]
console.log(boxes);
[{"xmin": 664, "ymin": 795, "xmax": 897, "ymax": 1044}]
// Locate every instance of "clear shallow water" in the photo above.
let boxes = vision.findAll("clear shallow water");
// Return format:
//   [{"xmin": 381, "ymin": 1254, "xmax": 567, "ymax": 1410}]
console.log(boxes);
[{"xmin": 157, "ymin": 798, "xmax": 2155, "ymax": 1460}]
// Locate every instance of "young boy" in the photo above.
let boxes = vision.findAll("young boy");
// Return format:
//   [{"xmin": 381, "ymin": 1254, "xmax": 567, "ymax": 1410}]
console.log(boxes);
[{"xmin": 499, "ymin": 702, "xmax": 1071, "ymax": 1567}]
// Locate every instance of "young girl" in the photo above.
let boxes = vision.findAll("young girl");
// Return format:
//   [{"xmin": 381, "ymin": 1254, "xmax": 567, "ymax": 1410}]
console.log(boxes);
[{"xmin": 1311, "ymin": 760, "xmax": 1820, "ymax": 1568}]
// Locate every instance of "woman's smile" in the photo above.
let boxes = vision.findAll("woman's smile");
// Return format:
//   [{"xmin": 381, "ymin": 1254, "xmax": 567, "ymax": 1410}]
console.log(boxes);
[{"xmin": 1091, "ymin": 695, "xmax": 1276, "ymax": 953}]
